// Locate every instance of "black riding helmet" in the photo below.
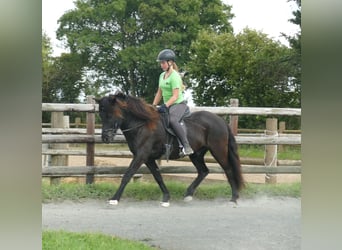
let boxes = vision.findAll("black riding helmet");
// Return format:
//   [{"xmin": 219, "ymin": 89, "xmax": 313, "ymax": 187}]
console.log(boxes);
[{"xmin": 156, "ymin": 49, "xmax": 176, "ymax": 62}]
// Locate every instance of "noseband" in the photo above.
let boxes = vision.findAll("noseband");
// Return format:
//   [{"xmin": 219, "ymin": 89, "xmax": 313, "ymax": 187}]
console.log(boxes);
[{"xmin": 103, "ymin": 121, "xmax": 119, "ymax": 134}]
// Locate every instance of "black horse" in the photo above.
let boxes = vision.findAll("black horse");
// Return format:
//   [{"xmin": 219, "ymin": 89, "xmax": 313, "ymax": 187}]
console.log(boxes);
[{"xmin": 95, "ymin": 93, "xmax": 244, "ymax": 206}]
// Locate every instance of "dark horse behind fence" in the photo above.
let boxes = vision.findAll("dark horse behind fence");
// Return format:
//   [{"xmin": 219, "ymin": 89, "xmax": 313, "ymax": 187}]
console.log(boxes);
[{"xmin": 95, "ymin": 93, "xmax": 244, "ymax": 207}]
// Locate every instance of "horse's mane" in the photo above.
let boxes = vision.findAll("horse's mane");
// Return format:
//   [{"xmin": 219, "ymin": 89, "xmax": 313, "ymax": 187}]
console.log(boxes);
[{"xmin": 114, "ymin": 93, "xmax": 159, "ymax": 130}]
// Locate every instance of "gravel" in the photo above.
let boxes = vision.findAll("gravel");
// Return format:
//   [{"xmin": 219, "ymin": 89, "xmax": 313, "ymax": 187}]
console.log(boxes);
[{"xmin": 42, "ymin": 196, "xmax": 301, "ymax": 250}]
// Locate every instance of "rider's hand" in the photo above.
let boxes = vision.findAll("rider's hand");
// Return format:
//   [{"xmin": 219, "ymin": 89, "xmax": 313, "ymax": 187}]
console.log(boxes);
[{"xmin": 157, "ymin": 104, "xmax": 168, "ymax": 113}]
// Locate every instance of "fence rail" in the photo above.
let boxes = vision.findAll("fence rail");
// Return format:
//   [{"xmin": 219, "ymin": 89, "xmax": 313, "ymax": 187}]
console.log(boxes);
[
  {"xmin": 42, "ymin": 103, "xmax": 301, "ymax": 116},
  {"xmin": 42, "ymin": 134, "xmax": 301, "ymax": 145},
  {"xmin": 42, "ymin": 99, "xmax": 301, "ymax": 182},
  {"xmin": 42, "ymin": 165, "xmax": 301, "ymax": 177}
]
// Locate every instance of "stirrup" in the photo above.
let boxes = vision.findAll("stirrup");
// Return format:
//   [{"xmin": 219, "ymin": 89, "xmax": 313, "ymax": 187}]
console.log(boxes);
[
  {"xmin": 183, "ymin": 147, "xmax": 194, "ymax": 155},
  {"xmin": 180, "ymin": 146, "xmax": 193, "ymax": 157}
]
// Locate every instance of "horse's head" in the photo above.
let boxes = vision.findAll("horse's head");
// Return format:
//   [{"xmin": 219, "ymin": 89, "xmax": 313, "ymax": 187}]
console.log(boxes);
[{"xmin": 95, "ymin": 93, "xmax": 127, "ymax": 143}]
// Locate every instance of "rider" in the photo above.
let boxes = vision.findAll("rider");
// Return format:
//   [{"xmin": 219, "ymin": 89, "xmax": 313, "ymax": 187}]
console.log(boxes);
[{"xmin": 152, "ymin": 49, "xmax": 194, "ymax": 156}]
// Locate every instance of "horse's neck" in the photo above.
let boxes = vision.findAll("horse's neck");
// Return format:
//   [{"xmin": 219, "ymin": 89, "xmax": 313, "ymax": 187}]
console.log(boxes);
[
  {"xmin": 121, "ymin": 120, "xmax": 135, "ymax": 131},
  {"xmin": 120, "ymin": 112, "xmax": 143, "ymax": 131}
]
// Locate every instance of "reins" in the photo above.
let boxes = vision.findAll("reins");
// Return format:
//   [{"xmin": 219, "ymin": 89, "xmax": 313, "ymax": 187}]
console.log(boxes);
[
  {"xmin": 103, "ymin": 122, "xmax": 146, "ymax": 136},
  {"xmin": 120, "ymin": 122, "xmax": 146, "ymax": 133}
]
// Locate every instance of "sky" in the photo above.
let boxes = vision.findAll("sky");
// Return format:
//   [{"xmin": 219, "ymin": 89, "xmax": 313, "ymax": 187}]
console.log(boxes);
[
  {"xmin": 42, "ymin": 0, "xmax": 76, "ymax": 56},
  {"xmin": 42, "ymin": 0, "xmax": 299, "ymax": 56},
  {"xmin": 226, "ymin": 0, "xmax": 299, "ymax": 42}
]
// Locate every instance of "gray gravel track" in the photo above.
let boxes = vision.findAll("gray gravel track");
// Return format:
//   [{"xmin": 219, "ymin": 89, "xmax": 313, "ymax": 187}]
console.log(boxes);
[{"xmin": 42, "ymin": 197, "xmax": 301, "ymax": 250}]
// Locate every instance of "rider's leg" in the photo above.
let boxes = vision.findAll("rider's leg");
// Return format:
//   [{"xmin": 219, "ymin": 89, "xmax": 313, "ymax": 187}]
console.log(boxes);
[{"xmin": 169, "ymin": 104, "xmax": 193, "ymax": 155}]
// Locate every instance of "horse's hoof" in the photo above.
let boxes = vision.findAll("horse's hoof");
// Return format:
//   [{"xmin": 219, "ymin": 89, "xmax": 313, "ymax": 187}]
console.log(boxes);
[
  {"xmin": 229, "ymin": 200, "xmax": 238, "ymax": 208},
  {"xmin": 184, "ymin": 196, "xmax": 193, "ymax": 202},
  {"xmin": 160, "ymin": 201, "xmax": 170, "ymax": 207},
  {"xmin": 108, "ymin": 200, "xmax": 119, "ymax": 205}
]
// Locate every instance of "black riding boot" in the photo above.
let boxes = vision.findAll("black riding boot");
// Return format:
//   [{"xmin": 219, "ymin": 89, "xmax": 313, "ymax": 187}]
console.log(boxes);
[{"xmin": 171, "ymin": 122, "xmax": 194, "ymax": 156}]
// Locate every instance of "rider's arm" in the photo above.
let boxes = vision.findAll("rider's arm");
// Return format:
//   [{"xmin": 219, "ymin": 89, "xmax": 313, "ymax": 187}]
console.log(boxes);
[{"xmin": 152, "ymin": 87, "xmax": 162, "ymax": 106}]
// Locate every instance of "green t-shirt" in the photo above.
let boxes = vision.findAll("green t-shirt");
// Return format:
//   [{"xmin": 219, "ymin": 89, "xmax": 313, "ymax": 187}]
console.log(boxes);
[{"xmin": 159, "ymin": 70, "xmax": 184, "ymax": 104}]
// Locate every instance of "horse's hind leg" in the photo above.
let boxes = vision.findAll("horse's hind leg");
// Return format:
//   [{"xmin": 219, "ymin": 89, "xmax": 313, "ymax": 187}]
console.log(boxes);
[
  {"xmin": 224, "ymin": 164, "xmax": 240, "ymax": 203},
  {"xmin": 184, "ymin": 148, "xmax": 209, "ymax": 200},
  {"xmin": 210, "ymin": 146, "xmax": 240, "ymax": 203},
  {"xmin": 145, "ymin": 159, "xmax": 170, "ymax": 207}
]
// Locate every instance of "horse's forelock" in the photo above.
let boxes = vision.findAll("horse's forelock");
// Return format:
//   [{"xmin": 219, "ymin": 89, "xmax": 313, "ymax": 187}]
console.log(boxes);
[
  {"xmin": 101, "ymin": 95, "xmax": 125, "ymax": 118},
  {"xmin": 111, "ymin": 98, "xmax": 126, "ymax": 118},
  {"xmin": 116, "ymin": 98, "xmax": 128, "ymax": 108}
]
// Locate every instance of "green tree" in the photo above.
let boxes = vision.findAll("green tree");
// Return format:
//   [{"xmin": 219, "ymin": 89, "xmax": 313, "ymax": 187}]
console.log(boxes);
[
  {"xmin": 50, "ymin": 53, "xmax": 87, "ymax": 103},
  {"xmin": 283, "ymin": 0, "xmax": 301, "ymax": 107},
  {"xmin": 42, "ymin": 33, "xmax": 86, "ymax": 104},
  {"xmin": 285, "ymin": 0, "xmax": 301, "ymax": 52},
  {"xmin": 42, "ymin": 32, "xmax": 56, "ymax": 103},
  {"xmin": 189, "ymin": 29, "xmax": 296, "ymax": 107},
  {"xmin": 42, "ymin": 33, "xmax": 87, "ymax": 122},
  {"xmin": 188, "ymin": 28, "xmax": 299, "ymax": 128},
  {"xmin": 56, "ymin": 0, "xmax": 234, "ymax": 102}
]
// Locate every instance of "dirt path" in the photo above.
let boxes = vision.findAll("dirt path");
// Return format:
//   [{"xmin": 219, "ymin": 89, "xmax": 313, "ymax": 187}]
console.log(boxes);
[{"xmin": 42, "ymin": 197, "xmax": 301, "ymax": 250}]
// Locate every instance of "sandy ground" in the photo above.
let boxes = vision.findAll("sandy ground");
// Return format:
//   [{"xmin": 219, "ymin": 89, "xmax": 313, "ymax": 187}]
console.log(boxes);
[{"xmin": 63, "ymin": 156, "xmax": 301, "ymax": 184}]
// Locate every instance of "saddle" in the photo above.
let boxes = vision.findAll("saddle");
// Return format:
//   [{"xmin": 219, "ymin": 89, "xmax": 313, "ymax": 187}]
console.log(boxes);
[{"xmin": 160, "ymin": 107, "xmax": 191, "ymax": 161}]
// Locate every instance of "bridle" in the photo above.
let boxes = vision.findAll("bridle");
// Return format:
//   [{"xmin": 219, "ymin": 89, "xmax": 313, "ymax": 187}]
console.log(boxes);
[{"xmin": 103, "ymin": 121, "xmax": 145, "ymax": 136}]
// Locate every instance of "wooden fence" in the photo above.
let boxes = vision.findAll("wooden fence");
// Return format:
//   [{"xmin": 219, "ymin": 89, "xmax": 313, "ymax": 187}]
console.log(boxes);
[{"xmin": 42, "ymin": 97, "xmax": 301, "ymax": 184}]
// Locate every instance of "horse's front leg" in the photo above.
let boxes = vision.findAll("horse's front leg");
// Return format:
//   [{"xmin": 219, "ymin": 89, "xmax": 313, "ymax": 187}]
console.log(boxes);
[
  {"xmin": 109, "ymin": 157, "xmax": 144, "ymax": 205},
  {"xmin": 145, "ymin": 159, "xmax": 170, "ymax": 207}
]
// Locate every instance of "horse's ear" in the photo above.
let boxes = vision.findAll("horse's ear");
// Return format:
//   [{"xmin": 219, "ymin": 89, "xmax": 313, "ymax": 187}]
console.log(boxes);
[
  {"xmin": 108, "ymin": 95, "xmax": 117, "ymax": 104},
  {"xmin": 115, "ymin": 92, "xmax": 127, "ymax": 100}
]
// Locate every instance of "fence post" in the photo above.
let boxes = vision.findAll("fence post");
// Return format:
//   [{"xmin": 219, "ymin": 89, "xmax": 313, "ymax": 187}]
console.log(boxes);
[
  {"xmin": 50, "ymin": 113, "xmax": 69, "ymax": 185},
  {"xmin": 86, "ymin": 96, "xmax": 95, "ymax": 184},
  {"xmin": 229, "ymin": 99, "xmax": 239, "ymax": 136},
  {"xmin": 265, "ymin": 118, "xmax": 278, "ymax": 184},
  {"xmin": 75, "ymin": 117, "xmax": 81, "ymax": 128},
  {"xmin": 42, "ymin": 143, "xmax": 50, "ymax": 167},
  {"xmin": 278, "ymin": 121, "xmax": 286, "ymax": 152}
]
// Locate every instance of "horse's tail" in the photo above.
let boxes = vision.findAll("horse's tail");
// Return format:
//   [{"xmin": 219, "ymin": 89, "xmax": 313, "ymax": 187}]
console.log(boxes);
[{"xmin": 227, "ymin": 125, "xmax": 245, "ymax": 190}]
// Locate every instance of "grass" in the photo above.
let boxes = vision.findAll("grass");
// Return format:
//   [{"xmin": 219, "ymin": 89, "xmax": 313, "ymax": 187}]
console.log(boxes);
[
  {"xmin": 42, "ymin": 180, "xmax": 301, "ymax": 203},
  {"xmin": 43, "ymin": 230, "xmax": 156, "ymax": 250},
  {"xmin": 238, "ymin": 145, "xmax": 301, "ymax": 160}
]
